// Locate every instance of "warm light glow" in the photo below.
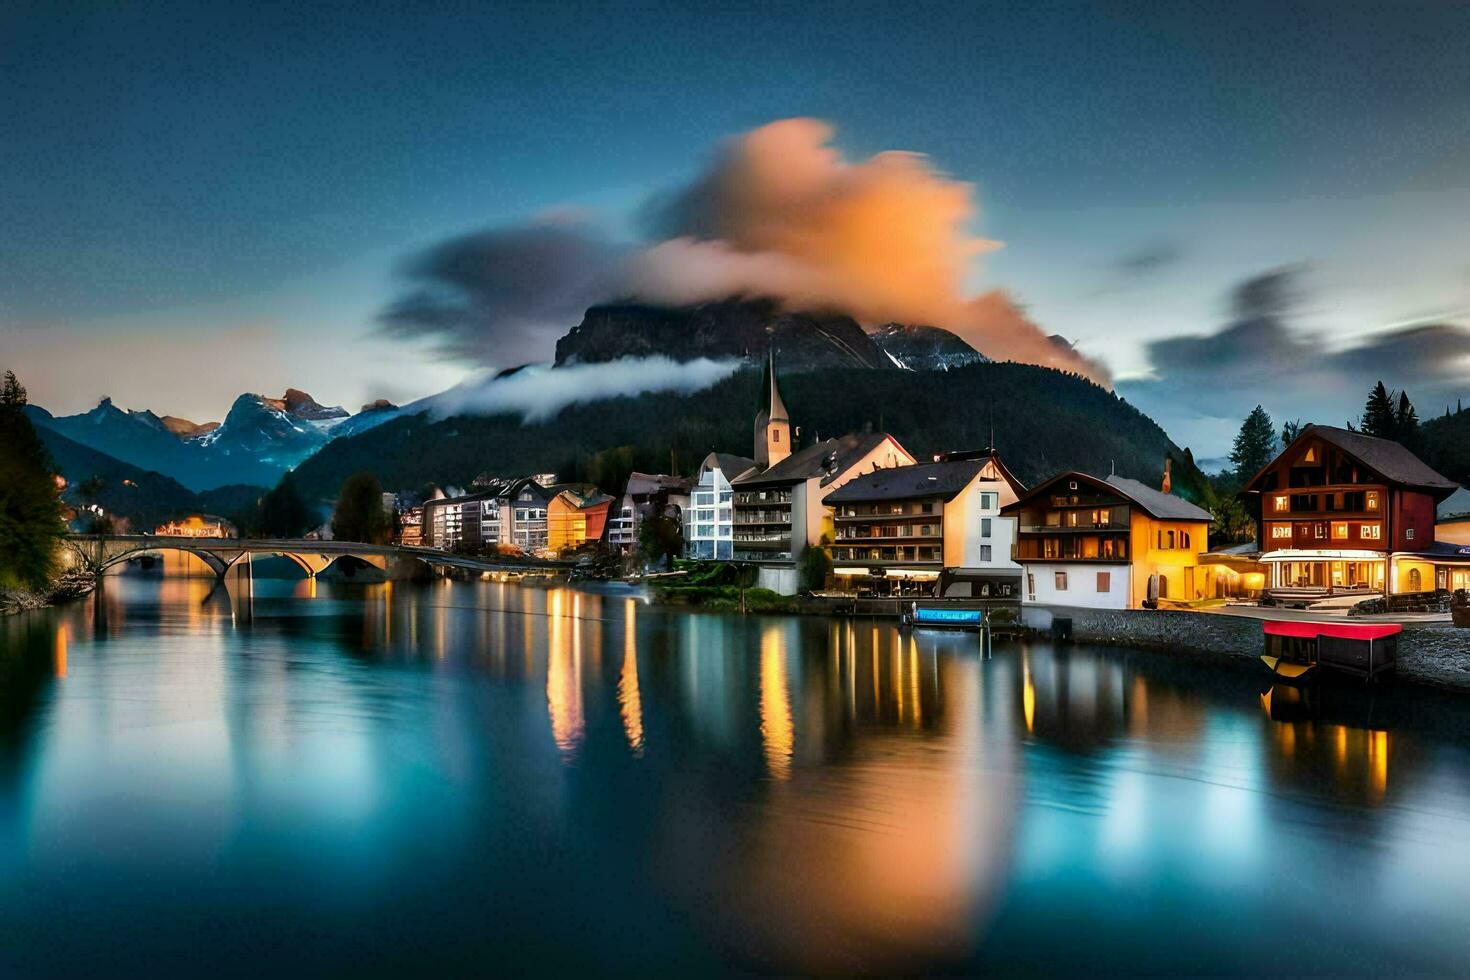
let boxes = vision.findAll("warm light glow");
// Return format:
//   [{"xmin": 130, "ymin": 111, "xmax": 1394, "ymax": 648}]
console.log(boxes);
[
  {"xmin": 1022, "ymin": 656, "xmax": 1035, "ymax": 734},
  {"xmin": 619, "ymin": 599, "xmax": 644, "ymax": 756},
  {"xmin": 1369, "ymin": 729, "xmax": 1389, "ymax": 804},
  {"xmin": 759, "ymin": 626, "xmax": 794, "ymax": 780},
  {"xmin": 54, "ymin": 623, "xmax": 68, "ymax": 678},
  {"xmin": 546, "ymin": 590, "xmax": 584, "ymax": 761}
]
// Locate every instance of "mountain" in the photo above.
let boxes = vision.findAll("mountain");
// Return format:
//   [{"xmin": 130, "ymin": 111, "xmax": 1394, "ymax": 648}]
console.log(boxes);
[
  {"xmin": 555, "ymin": 299, "xmax": 899, "ymax": 370},
  {"xmin": 28, "ymin": 389, "xmax": 370, "ymax": 492},
  {"xmin": 290, "ymin": 361, "xmax": 1206, "ymax": 506},
  {"xmin": 870, "ymin": 323, "xmax": 987, "ymax": 370},
  {"xmin": 33, "ymin": 424, "xmax": 263, "ymax": 531},
  {"xmin": 1423, "ymin": 407, "xmax": 1470, "ymax": 487}
]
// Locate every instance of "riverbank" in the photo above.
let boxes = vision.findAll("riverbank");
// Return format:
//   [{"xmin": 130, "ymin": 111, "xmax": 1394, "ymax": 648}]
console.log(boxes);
[{"xmin": 0, "ymin": 570, "xmax": 98, "ymax": 617}]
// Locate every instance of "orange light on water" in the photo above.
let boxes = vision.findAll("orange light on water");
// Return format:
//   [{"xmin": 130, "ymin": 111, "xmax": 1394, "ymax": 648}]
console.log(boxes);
[{"xmin": 759, "ymin": 627, "xmax": 793, "ymax": 780}]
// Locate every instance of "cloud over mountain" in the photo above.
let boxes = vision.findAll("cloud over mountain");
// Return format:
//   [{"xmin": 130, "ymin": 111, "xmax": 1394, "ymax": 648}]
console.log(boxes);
[{"xmin": 378, "ymin": 118, "xmax": 1108, "ymax": 383}]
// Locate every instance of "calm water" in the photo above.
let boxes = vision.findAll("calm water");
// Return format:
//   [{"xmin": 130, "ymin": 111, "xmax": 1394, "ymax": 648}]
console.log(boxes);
[{"xmin": 3, "ymin": 571, "xmax": 1470, "ymax": 976}]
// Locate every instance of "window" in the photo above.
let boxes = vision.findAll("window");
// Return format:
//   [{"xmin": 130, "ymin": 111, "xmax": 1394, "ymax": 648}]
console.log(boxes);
[
  {"xmin": 1332, "ymin": 522, "xmax": 1348, "ymax": 540},
  {"xmin": 1027, "ymin": 573, "xmax": 1036, "ymax": 600},
  {"xmin": 1096, "ymin": 571, "xmax": 1110, "ymax": 592},
  {"xmin": 980, "ymin": 545, "xmax": 992, "ymax": 562},
  {"xmin": 981, "ymin": 518, "xmax": 992, "ymax": 537},
  {"xmin": 773, "ymin": 430, "xmax": 780, "ymax": 442},
  {"xmin": 1054, "ymin": 571, "xmax": 1068, "ymax": 591},
  {"xmin": 1167, "ymin": 529, "xmax": 1176, "ymax": 549},
  {"xmin": 1315, "ymin": 524, "xmax": 1327, "ymax": 539},
  {"xmin": 979, "ymin": 492, "xmax": 998, "ymax": 510},
  {"xmin": 1274, "ymin": 495, "xmax": 1289, "ymax": 512},
  {"xmin": 1366, "ymin": 491, "xmax": 1380, "ymax": 511},
  {"xmin": 1406, "ymin": 527, "xmax": 1415, "ymax": 541},
  {"xmin": 1361, "ymin": 523, "xmax": 1381, "ymax": 540},
  {"xmin": 1271, "ymin": 525, "xmax": 1292, "ymax": 540}
]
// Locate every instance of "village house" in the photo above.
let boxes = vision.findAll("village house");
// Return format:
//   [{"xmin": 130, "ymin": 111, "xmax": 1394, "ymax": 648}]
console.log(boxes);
[
  {"xmin": 824, "ymin": 448, "xmax": 1027, "ymax": 597},
  {"xmin": 155, "ymin": 514, "xmax": 236, "ymax": 538},
  {"xmin": 684, "ymin": 452, "xmax": 755, "ymax": 560},
  {"xmin": 1244, "ymin": 425, "xmax": 1466, "ymax": 596},
  {"xmin": 731, "ymin": 353, "xmax": 915, "ymax": 594},
  {"xmin": 1002, "ymin": 471, "xmax": 1213, "ymax": 609},
  {"xmin": 547, "ymin": 487, "xmax": 614, "ymax": 552},
  {"xmin": 607, "ymin": 472, "xmax": 693, "ymax": 552}
]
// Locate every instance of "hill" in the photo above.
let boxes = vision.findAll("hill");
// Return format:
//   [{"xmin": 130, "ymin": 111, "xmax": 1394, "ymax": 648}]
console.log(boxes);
[
  {"xmin": 290, "ymin": 362, "xmax": 1204, "ymax": 503},
  {"xmin": 1423, "ymin": 407, "xmax": 1470, "ymax": 486},
  {"xmin": 35, "ymin": 425, "xmax": 262, "ymax": 530}
]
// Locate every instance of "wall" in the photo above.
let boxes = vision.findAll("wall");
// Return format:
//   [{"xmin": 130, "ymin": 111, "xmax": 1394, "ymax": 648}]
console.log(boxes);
[
  {"xmin": 1437, "ymin": 519, "xmax": 1470, "ymax": 546},
  {"xmin": 1394, "ymin": 490, "xmax": 1437, "ymax": 551},
  {"xmin": 944, "ymin": 476, "xmax": 1021, "ymax": 573},
  {"xmin": 757, "ymin": 564, "xmax": 801, "ymax": 595},
  {"xmin": 1024, "ymin": 562, "xmax": 1130, "ymax": 609},
  {"xmin": 1128, "ymin": 515, "xmax": 1209, "ymax": 607},
  {"xmin": 1020, "ymin": 604, "xmax": 1470, "ymax": 692}
]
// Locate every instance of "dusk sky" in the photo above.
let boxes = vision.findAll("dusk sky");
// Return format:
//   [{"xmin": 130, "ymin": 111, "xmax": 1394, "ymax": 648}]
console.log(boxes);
[{"xmin": 5, "ymin": 1, "xmax": 1469, "ymax": 457}]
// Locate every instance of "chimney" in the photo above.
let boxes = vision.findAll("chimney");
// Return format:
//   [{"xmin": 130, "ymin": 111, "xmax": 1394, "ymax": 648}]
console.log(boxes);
[{"xmin": 1161, "ymin": 458, "xmax": 1172, "ymax": 494}]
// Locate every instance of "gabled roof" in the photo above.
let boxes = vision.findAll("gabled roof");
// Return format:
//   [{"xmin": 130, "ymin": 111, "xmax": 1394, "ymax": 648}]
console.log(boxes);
[
  {"xmin": 624, "ymin": 471, "xmax": 694, "ymax": 497},
  {"xmin": 1001, "ymin": 469, "xmax": 1212, "ymax": 522},
  {"xmin": 1247, "ymin": 424, "xmax": 1458, "ymax": 498},
  {"xmin": 735, "ymin": 432, "xmax": 901, "ymax": 487},
  {"xmin": 700, "ymin": 451, "xmax": 757, "ymax": 482},
  {"xmin": 826, "ymin": 458, "xmax": 984, "ymax": 504},
  {"xmin": 1105, "ymin": 475, "xmax": 1214, "ymax": 521},
  {"xmin": 1437, "ymin": 486, "xmax": 1470, "ymax": 522}
]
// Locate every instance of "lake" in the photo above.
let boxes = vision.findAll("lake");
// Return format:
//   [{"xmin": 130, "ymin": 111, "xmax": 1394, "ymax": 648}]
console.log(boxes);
[{"xmin": 3, "ymin": 570, "xmax": 1470, "ymax": 976}]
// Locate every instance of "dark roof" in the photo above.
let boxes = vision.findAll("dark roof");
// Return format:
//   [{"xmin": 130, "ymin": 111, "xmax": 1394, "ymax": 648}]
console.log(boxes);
[
  {"xmin": 826, "ymin": 459, "xmax": 984, "ymax": 504},
  {"xmin": 735, "ymin": 432, "xmax": 899, "ymax": 487},
  {"xmin": 1248, "ymin": 424, "xmax": 1458, "ymax": 498},
  {"xmin": 1001, "ymin": 470, "xmax": 1213, "ymax": 523},
  {"xmin": 624, "ymin": 471, "xmax": 693, "ymax": 496},
  {"xmin": 1105, "ymin": 475, "xmax": 1214, "ymax": 521},
  {"xmin": 1406, "ymin": 540, "xmax": 1470, "ymax": 559},
  {"xmin": 702, "ymin": 451, "xmax": 756, "ymax": 481},
  {"xmin": 1437, "ymin": 486, "xmax": 1470, "ymax": 522}
]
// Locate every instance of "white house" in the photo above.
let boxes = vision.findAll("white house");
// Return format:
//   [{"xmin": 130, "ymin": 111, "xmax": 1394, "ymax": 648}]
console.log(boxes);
[{"xmin": 685, "ymin": 452, "xmax": 755, "ymax": 560}]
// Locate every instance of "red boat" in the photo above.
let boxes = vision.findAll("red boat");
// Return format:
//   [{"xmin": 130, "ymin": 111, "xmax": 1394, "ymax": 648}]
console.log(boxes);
[{"xmin": 1261, "ymin": 620, "xmax": 1399, "ymax": 682}]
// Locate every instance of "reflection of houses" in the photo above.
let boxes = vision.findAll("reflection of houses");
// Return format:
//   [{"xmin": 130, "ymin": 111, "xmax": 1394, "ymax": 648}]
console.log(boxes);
[
  {"xmin": 608, "ymin": 473, "xmax": 693, "ymax": 552},
  {"xmin": 1002, "ymin": 471, "xmax": 1212, "ymax": 608},
  {"xmin": 1244, "ymin": 425, "xmax": 1462, "ymax": 596},
  {"xmin": 824, "ymin": 448, "xmax": 1026, "ymax": 597},
  {"xmin": 547, "ymin": 487, "xmax": 614, "ymax": 552},
  {"xmin": 685, "ymin": 452, "xmax": 755, "ymax": 560},
  {"xmin": 731, "ymin": 353, "xmax": 915, "ymax": 594},
  {"xmin": 155, "ymin": 514, "xmax": 236, "ymax": 538}
]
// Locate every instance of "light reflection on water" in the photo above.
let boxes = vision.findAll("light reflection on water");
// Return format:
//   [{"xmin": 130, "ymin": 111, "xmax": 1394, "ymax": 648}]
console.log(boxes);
[{"xmin": 2, "ymin": 570, "xmax": 1470, "ymax": 975}]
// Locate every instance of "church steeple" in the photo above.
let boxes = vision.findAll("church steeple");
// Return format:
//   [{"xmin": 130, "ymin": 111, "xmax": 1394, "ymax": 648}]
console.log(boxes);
[{"xmin": 754, "ymin": 349, "xmax": 792, "ymax": 469}]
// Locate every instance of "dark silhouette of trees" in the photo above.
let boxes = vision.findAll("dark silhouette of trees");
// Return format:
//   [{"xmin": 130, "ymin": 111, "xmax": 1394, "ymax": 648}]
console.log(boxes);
[
  {"xmin": 1360, "ymin": 381, "xmax": 1397, "ymax": 438},
  {"xmin": 330, "ymin": 472, "xmax": 392, "ymax": 543},
  {"xmin": 249, "ymin": 472, "xmax": 315, "ymax": 538},
  {"xmin": 0, "ymin": 371, "xmax": 65, "ymax": 591},
  {"xmin": 1229, "ymin": 405, "xmax": 1276, "ymax": 482}
]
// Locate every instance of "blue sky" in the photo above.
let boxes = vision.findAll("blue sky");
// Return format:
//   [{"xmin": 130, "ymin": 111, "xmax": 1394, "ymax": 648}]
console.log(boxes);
[{"xmin": 4, "ymin": 1, "xmax": 1468, "ymax": 455}]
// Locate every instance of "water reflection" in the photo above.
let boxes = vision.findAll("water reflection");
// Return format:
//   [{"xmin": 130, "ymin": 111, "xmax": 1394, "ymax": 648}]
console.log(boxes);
[{"xmin": 2, "ymin": 573, "xmax": 1470, "ymax": 974}]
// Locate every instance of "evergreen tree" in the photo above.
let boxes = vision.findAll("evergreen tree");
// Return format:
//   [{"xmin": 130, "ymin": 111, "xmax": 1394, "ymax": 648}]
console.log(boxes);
[
  {"xmin": 1360, "ymin": 381, "xmax": 1397, "ymax": 438},
  {"xmin": 1229, "ymin": 405, "xmax": 1276, "ymax": 481},
  {"xmin": 1394, "ymin": 390, "xmax": 1422, "ymax": 450},
  {"xmin": 636, "ymin": 513, "xmax": 683, "ymax": 569},
  {"xmin": 0, "ymin": 370, "xmax": 66, "ymax": 590},
  {"xmin": 1280, "ymin": 419, "xmax": 1306, "ymax": 446},
  {"xmin": 330, "ymin": 472, "xmax": 391, "ymax": 543},
  {"xmin": 251, "ymin": 472, "xmax": 314, "ymax": 538}
]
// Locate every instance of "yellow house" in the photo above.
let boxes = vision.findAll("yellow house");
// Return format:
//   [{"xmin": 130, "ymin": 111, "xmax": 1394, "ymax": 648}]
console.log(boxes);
[
  {"xmin": 1004, "ymin": 472, "xmax": 1213, "ymax": 609},
  {"xmin": 547, "ymin": 488, "xmax": 614, "ymax": 553}
]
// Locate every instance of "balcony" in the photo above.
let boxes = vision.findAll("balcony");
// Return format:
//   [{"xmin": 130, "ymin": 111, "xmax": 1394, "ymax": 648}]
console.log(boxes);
[{"xmin": 1018, "ymin": 522, "xmax": 1129, "ymax": 534}]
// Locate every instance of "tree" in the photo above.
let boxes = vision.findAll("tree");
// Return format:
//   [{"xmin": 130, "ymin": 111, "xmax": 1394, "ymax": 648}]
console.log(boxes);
[
  {"xmin": 799, "ymin": 540, "xmax": 833, "ymax": 593},
  {"xmin": 1395, "ymin": 389, "xmax": 1422, "ymax": 451},
  {"xmin": 0, "ymin": 370, "xmax": 66, "ymax": 590},
  {"xmin": 1201, "ymin": 482, "xmax": 1255, "ymax": 545},
  {"xmin": 330, "ymin": 472, "xmax": 391, "ymax": 544},
  {"xmin": 1230, "ymin": 406, "xmax": 1276, "ymax": 482},
  {"xmin": 1280, "ymin": 419, "xmax": 1306, "ymax": 447},
  {"xmin": 251, "ymin": 472, "xmax": 315, "ymax": 538},
  {"xmin": 637, "ymin": 513, "xmax": 683, "ymax": 569},
  {"xmin": 1360, "ymin": 381, "xmax": 1397, "ymax": 438}
]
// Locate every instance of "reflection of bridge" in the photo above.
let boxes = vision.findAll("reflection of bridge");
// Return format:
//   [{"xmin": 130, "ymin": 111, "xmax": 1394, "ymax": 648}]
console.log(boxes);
[{"xmin": 63, "ymin": 535, "xmax": 572, "ymax": 580}]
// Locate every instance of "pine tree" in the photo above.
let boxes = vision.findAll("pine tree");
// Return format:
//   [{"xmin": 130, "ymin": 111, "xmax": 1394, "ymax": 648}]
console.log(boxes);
[
  {"xmin": 0, "ymin": 370, "xmax": 66, "ymax": 591},
  {"xmin": 1395, "ymin": 390, "xmax": 1422, "ymax": 451},
  {"xmin": 330, "ymin": 472, "xmax": 391, "ymax": 544},
  {"xmin": 1360, "ymin": 381, "xmax": 1397, "ymax": 438},
  {"xmin": 1280, "ymin": 419, "xmax": 1306, "ymax": 446},
  {"xmin": 1230, "ymin": 405, "xmax": 1276, "ymax": 481}
]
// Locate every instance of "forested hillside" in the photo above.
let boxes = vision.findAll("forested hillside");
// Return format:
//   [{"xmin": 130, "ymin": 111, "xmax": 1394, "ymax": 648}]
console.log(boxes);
[{"xmin": 291, "ymin": 362, "xmax": 1204, "ymax": 502}]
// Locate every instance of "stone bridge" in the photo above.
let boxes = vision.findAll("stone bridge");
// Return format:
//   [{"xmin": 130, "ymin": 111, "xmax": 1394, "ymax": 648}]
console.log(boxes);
[{"xmin": 62, "ymin": 535, "xmax": 572, "ymax": 580}]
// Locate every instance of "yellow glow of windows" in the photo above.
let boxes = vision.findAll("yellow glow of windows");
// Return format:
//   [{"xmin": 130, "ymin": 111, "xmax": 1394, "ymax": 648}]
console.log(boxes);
[
  {"xmin": 1366, "ymin": 491, "xmax": 1380, "ymax": 511},
  {"xmin": 1332, "ymin": 522, "xmax": 1349, "ymax": 540},
  {"xmin": 1271, "ymin": 524, "xmax": 1292, "ymax": 540},
  {"xmin": 1274, "ymin": 495, "xmax": 1289, "ymax": 512},
  {"xmin": 1361, "ymin": 523, "xmax": 1381, "ymax": 540}
]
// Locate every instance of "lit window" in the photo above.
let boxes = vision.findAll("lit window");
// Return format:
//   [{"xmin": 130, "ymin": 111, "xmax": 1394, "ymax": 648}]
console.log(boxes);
[
  {"xmin": 1274, "ymin": 495, "xmax": 1288, "ymax": 512},
  {"xmin": 1361, "ymin": 524, "xmax": 1381, "ymax": 540},
  {"xmin": 1315, "ymin": 524, "xmax": 1327, "ymax": 539},
  {"xmin": 1406, "ymin": 528, "xmax": 1415, "ymax": 540},
  {"xmin": 1332, "ymin": 522, "xmax": 1348, "ymax": 540},
  {"xmin": 1366, "ymin": 492, "xmax": 1380, "ymax": 511},
  {"xmin": 1271, "ymin": 525, "xmax": 1292, "ymax": 540},
  {"xmin": 1054, "ymin": 571, "xmax": 1068, "ymax": 591},
  {"xmin": 1303, "ymin": 447, "xmax": 1317, "ymax": 462}
]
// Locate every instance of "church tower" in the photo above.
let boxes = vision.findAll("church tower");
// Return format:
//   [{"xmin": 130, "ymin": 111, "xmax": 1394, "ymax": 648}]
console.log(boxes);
[{"xmin": 754, "ymin": 349, "xmax": 792, "ymax": 469}]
